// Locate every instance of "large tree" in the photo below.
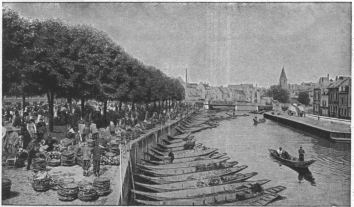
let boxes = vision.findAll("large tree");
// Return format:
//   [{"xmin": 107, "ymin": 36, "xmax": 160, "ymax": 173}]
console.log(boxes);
[
  {"xmin": 27, "ymin": 19, "xmax": 75, "ymax": 132},
  {"xmin": 298, "ymin": 91, "xmax": 310, "ymax": 106},
  {"xmin": 3, "ymin": 8, "xmax": 40, "ymax": 114},
  {"xmin": 265, "ymin": 85, "xmax": 290, "ymax": 103}
]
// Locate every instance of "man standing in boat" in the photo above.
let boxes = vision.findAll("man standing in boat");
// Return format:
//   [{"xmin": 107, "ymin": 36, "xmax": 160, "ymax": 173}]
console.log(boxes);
[
  {"xmin": 298, "ymin": 147, "xmax": 305, "ymax": 161},
  {"xmin": 168, "ymin": 149, "xmax": 174, "ymax": 163}
]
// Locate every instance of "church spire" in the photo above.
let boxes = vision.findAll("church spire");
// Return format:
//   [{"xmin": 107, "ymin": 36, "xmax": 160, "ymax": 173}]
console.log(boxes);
[
  {"xmin": 279, "ymin": 66, "xmax": 288, "ymax": 89},
  {"xmin": 280, "ymin": 66, "xmax": 287, "ymax": 80}
]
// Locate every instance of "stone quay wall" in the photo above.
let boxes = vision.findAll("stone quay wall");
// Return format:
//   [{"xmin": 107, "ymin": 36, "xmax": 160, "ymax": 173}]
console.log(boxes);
[
  {"xmin": 263, "ymin": 113, "xmax": 351, "ymax": 143},
  {"xmin": 118, "ymin": 117, "xmax": 184, "ymax": 205}
]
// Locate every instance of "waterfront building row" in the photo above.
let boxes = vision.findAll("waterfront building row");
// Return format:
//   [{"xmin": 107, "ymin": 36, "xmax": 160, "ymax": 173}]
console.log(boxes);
[
  {"xmin": 177, "ymin": 77, "xmax": 263, "ymax": 104},
  {"xmin": 313, "ymin": 76, "xmax": 351, "ymax": 119}
]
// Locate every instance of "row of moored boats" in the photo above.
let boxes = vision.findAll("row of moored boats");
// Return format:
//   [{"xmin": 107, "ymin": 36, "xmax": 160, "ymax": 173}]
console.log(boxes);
[{"xmin": 132, "ymin": 110, "xmax": 286, "ymax": 206}]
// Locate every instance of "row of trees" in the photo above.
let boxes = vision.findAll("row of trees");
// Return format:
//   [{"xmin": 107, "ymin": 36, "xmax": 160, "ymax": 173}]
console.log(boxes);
[{"xmin": 3, "ymin": 8, "xmax": 185, "ymax": 132}]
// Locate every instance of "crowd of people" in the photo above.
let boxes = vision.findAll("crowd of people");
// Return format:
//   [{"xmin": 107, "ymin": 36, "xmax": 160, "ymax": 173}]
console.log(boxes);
[{"xmin": 2, "ymin": 101, "xmax": 197, "ymax": 177}]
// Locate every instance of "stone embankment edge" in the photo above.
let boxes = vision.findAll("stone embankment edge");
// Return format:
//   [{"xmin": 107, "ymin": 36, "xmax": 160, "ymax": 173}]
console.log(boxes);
[
  {"xmin": 263, "ymin": 112, "xmax": 351, "ymax": 143},
  {"xmin": 118, "ymin": 112, "xmax": 194, "ymax": 205}
]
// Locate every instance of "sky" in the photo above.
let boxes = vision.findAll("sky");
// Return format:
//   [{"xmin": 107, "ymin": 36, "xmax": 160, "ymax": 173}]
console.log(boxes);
[{"xmin": 4, "ymin": 3, "xmax": 352, "ymax": 87}]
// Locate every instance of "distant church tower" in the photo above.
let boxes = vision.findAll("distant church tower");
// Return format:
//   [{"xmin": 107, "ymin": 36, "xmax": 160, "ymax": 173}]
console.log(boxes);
[{"xmin": 279, "ymin": 67, "xmax": 288, "ymax": 89}]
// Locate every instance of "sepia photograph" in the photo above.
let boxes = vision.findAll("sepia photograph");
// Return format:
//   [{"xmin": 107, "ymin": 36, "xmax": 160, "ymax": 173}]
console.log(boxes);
[{"xmin": 1, "ymin": 2, "xmax": 351, "ymax": 206}]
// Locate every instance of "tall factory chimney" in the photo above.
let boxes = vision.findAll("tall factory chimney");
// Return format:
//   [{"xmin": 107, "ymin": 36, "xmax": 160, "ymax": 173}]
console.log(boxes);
[{"xmin": 186, "ymin": 68, "xmax": 188, "ymax": 86}]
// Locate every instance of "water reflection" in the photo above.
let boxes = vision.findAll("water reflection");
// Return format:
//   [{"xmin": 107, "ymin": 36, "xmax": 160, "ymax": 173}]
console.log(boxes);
[{"xmin": 289, "ymin": 167, "xmax": 316, "ymax": 186}]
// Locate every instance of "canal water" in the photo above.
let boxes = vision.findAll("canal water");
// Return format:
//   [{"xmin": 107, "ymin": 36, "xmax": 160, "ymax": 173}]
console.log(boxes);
[{"xmin": 193, "ymin": 112, "xmax": 351, "ymax": 206}]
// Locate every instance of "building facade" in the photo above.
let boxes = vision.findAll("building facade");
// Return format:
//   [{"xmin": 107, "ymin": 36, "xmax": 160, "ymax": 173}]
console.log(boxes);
[{"xmin": 328, "ymin": 76, "xmax": 351, "ymax": 118}]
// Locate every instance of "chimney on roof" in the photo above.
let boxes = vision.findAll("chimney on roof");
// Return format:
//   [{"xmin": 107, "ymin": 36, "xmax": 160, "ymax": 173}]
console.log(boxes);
[{"xmin": 336, "ymin": 76, "xmax": 338, "ymax": 81}]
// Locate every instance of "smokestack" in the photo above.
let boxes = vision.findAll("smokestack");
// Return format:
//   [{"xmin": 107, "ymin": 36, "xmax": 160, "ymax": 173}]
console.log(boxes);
[
  {"xmin": 327, "ymin": 74, "xmax": 329, "ymax": 79},
  {"xmin": 186, "ymin": 68, "xmax": 188, "ymax": 84}
]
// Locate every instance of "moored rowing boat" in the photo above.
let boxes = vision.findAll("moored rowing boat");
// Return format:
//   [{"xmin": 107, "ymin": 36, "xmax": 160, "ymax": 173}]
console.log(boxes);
[
  {"xmin": 135, "ymin": 172, "xmax": 258, "ymax": 193},
  {"xmin": 143, "ymin": 152, "xmax": 227, "ymax": 164},
  {"xmin": 149, "ymin": 148, "xmax": 217, "ymax": 158},
  {"xmin": 133, "ymin": 179, "xmax": 271, "ymax": 205},
  {"xmin": 136, "ymin": 160, "xmax": 237, "ymax": 176},
  {"xmin": 134, "ymin": 165, "xmax": 248, "ymax": 184},
  {"xmin": 223, "ymin": 185, "xmax": 286, "ymax": 206},
  {"xmin": 137, "ymin": 157, "xmax": 230, "ymax": 170}
]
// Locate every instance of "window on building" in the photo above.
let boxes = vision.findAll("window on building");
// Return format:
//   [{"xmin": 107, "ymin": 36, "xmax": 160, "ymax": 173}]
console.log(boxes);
[{"xmin": 344, "ymin": 108, "xmax": 346, "ymax": 116}]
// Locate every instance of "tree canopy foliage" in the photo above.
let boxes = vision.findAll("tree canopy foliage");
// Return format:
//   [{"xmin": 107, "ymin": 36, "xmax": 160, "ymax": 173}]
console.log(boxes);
[
  {"xmin": 298, "ymin": 91, "xmax": 310, "ymax": 106},
  {"xmin": 264, "ymin": 85, "xmax": 290, "ymax": 103},
  {"xmin": 2, "ymin": 8, "xmax": 185, "ymax": 131}
]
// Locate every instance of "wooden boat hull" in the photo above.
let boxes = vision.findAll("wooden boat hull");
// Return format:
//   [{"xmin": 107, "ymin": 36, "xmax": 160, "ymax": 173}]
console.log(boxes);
[
  {"xmin": 176, "ymin": 127, "xmax": 210, "ymax": 134},
  {"xmin": 137, "ymin": 157, "xmax": 230, "ymax": 170},
  {"xmin": 167, "ymin": 132, "xmax": 192, "ymax": 140},
  {"xmin": 153, "ymin": 143, "xmax": 201, "ymax": 152},
  {"xmin": 224, "ymin": 185, "xmax": 286, "ymax": 206},
  {"xmin": 134, "ymin": 165, "xmax": 248, "ymax": 184},
  {"xmin": 149, "ymin": 148, "xmax": 217, "ymax": 158},
  {"xmin": 157, "ymin": 140, "xmax": 195, "ymax": 149},
  {"xmin": 137, "ymin": 160, "xmax": 237, "ymax": 176},
  {"xmin": 269, "ymin": 149, "xmax": 316, "ymax": 168},
  {"xmin": 163, "ymin": 136, "xmax": 195, "ymax": 144},
  {"xmin": 135, "ymin": 172, "xmax": 258, "ymax": 193},
  {"xmin": 143, "ymin": 152, "xmax": 227, "ymax": 164},
  {"xmin": 133, "ymin": 179, "xmax": 271, "ymax": 205}
]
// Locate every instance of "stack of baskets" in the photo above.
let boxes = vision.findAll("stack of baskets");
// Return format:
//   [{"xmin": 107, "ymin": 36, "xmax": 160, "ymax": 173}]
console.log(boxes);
[
  {"xmin": 93, "ymin": 177, "xmax": 111, "ymax": 196},
  {"xmin": 58, "ymin": 182, "xmax": 79, "ymax": 201},
  {"xmin": 78, "ymin": 181, "xmax": 98, "ymax": 202},
  {"xmin": 61, "ymin": 151, "xmax": 75, "ymax": 166},
  {"xmin": 31, "ymin": 158, "xmax": 47, "ymax": 171},
  {"xmin": 2, "ymin": 178, "xmax": 12, "ymax": 197},
  {"xmin": 48, "ymin": 159, "xmax": 61, "ymax": 167},
  {"xmin": 32, "ymin": 177, "xmax": 51, "ymax": 192},
  {"xmin": 49, "ymin": 175, "xmax": 60, "ymax": 190}
]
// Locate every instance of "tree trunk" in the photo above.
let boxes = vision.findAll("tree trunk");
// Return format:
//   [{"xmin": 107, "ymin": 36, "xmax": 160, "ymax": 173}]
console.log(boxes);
[
  {"xmin": 153, "ymin": 100, "xmax": 157, "ymax": 112},
  {"xmin": 22, "ymin": 94, "xmax": 26, "ymax": 125},
  {"xmin": 67, "ymin": 96, "xmax": 72, "ymax": 115},
  {"xmin": 104, "ymin": 99, "xmax": 108, "ymax": 126},
  {"xmin": 47, "ymin": 91, "xmax": 54, "ymax": 132},
  {"xmin": 81, "ymin": 97, "xmax": 85, "ymax": 119},
  {"xmin": 132, "ymin": 102, "xmax": 135, "ymax": 111}
]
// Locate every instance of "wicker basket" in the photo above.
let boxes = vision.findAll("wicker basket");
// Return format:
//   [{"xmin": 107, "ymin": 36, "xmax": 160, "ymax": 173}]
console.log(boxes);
[{"xmin": 48, "ymin": 159, "xmax": 61, "ymax": 167}]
